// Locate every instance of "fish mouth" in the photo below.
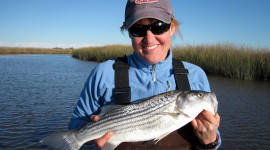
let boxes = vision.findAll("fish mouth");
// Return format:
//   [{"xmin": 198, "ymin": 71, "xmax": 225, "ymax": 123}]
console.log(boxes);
[
  {"xmin": 210, "ymin": 92, "xmax": 218, "ymax": 115},
  {"xmin": 214, "ymin": 103, "xmax": 218, "ymax": 115}
]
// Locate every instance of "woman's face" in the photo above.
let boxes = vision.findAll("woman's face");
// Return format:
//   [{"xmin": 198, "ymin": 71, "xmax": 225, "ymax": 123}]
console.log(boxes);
[{"xmin": 130, "ymin": 18, "xmax": 175, "ymax": 64}]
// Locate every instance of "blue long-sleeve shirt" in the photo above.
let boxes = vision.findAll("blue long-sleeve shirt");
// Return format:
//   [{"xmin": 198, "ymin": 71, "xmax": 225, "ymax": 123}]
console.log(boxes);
[{"xmin": 68, "ymin": 49, "xmax": 221, "ymax": 149}]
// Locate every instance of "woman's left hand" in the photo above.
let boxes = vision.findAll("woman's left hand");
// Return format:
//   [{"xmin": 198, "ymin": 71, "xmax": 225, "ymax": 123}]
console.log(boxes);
[{"xmin": 191, "ymin": 110, "xmax": 220, "ymax": 144}]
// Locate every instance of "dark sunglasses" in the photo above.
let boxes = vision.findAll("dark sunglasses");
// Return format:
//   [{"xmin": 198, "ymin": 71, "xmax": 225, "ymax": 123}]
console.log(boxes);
[{"xmin": 128, "ymin": 21, "xmax": 171, "ymax": 37}]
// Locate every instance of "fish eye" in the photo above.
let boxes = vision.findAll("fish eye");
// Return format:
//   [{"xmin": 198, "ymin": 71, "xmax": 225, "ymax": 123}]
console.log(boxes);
[{"xmin": 197, "ymin": 92, "xmax": 203, "ymax": 97}]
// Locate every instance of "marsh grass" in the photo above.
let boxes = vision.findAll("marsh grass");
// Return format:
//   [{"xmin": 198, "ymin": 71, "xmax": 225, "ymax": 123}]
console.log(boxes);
[
  {"xmin": 173, "ymin": 44, "xmax": 270, "ymax": 81},
  {"xmin": 72, "ymin": 44, "xmax": 270, "ymax": 81},
  {"xmin": 72, "ymin": 45, "xmax": 133, "ymax": 61},
  {"xmin": 1, "ymin": 45, "xmax": 268, "ymax": 81},
  {"xmin": 0, "ymin": 47, "xmax": 73, "ymax": 55}
]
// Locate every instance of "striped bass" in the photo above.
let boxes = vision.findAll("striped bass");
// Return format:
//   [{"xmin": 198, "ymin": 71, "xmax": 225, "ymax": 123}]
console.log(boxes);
[{"xmin": 40, "ymin": 90, "xmax": 218, "ymax": 150}]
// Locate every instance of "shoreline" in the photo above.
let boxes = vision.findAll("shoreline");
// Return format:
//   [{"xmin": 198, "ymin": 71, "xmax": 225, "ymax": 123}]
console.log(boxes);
[
  {"xmin": 1, "ymin": 44, "xmax": 269, "ymax": 81},
  {"xmin": 0, "ymin": 47, "xmax": 73, "ymax": 55}
]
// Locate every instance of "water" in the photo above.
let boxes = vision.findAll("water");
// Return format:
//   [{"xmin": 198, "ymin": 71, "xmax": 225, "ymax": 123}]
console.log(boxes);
[
  {"xmin": 0, "ymin": 55, "xmax": 98, "ymax": 149},
  {"xmin": 209, "ymin": 76, "xmax": 270, "ymax": 149},
  {"xmin": 0, "ymin": 55, "xmax": 269, "ymax": 150}
]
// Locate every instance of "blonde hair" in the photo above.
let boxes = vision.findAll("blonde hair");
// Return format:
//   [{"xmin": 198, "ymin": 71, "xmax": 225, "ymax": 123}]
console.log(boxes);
[{"xmin": 120, "ymin": 16, "xmax": 182, "ymax": 39}]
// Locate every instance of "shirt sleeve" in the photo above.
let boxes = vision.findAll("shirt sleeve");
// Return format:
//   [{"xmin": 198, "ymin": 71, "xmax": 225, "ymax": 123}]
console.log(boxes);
[
  {"xmin": 68, "ymin": 69, "xmax": 99, "ymax": 130},
  {"xmin": 68, "ymin": 61, "xmax": 114, "ymax": 130}
]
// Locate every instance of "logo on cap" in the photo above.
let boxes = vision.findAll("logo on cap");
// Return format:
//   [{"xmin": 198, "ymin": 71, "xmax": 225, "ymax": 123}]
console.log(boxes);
[{"xmin": 135, "ymin": 0, "xmax": 158, "ymax": 4}]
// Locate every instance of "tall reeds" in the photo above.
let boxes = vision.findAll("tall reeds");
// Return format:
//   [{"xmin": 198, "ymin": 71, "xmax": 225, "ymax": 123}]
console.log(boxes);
[
  {"xmin": 72, "ymin": 44, "xmax": 270, "ymax": 81},
  {"xmin": 72, "ymin": 45, "xmax": 133, "ymax": 61},
  {"xmin": 173, "ymin": 44, "xmax": 270, "ymax": 81}
]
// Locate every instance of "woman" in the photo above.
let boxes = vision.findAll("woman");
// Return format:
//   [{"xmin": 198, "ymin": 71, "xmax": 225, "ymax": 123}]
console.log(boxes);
[{"xmin": 69, "ymin": 0, "xmax": 221, "ymax": 149}]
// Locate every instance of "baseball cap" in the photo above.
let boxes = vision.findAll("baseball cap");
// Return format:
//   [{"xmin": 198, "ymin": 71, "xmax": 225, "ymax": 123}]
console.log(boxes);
[{"xmin": 124, "ymin": 0, "xmax": 174, "ymax": 29}]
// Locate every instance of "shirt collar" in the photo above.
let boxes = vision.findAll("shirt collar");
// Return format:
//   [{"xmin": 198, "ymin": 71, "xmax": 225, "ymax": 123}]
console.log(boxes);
[{"xmin": 131, "ymin": 49, "xmax": 173, "ymax": 72}]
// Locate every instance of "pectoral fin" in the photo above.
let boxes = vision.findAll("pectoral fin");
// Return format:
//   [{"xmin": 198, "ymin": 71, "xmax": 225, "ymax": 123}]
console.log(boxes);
[{"xmin": 153, "ymin": 132, "xmax": 171, "ymax": 144}]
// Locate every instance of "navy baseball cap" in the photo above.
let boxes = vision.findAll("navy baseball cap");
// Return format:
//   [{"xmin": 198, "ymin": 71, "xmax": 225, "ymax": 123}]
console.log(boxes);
[{"xmin": 124, "ymin": 0, "xmax": 174, "ymax": 29}]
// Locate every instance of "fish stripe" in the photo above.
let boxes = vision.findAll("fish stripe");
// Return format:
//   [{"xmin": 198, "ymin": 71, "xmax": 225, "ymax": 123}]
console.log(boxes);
[{"xmin": 75, "ymin": 93, "xmax": 179, "ymax": 141}]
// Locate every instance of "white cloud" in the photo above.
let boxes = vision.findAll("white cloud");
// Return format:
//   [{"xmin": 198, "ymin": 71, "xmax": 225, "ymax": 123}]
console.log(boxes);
[
  {"xmin": 0, "ymin": 41, "xmax": 10, "ymax": 46},
  {"xmin": 0, "ymin": 41, "xmax": 101, "ymax": 48}
]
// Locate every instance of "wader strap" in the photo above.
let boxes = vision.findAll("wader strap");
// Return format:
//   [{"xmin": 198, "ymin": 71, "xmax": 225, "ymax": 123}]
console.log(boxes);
[
  {"xmin": 113, "ymin": 56, "xmax": 131, "ymax": 104},
  {"xmin": 172, "ymin": 59, "xmax": 191, "ymax": 90}
]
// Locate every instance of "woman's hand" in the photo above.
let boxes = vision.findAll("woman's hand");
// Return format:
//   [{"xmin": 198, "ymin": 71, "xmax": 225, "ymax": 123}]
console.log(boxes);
[
  {"xmin": 191, "ymin": 110, "xmax": 220, "ymax": 145},
  {"xmin": 90, "ymin": 115, "xmax": 114, "ymax": 148}
]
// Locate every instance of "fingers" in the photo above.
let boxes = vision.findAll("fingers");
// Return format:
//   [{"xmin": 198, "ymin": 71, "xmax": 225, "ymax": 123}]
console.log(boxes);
[
  {"xmin": 191, "ymin": 116, "xmax": 205, "ymax": 133},
  {"xmin": 95, "ymin": 131, "xmax": 114, "ymax": 148},
  {"xmin": 191, "ymin": 111, "xmax": 219, "ymax": 144},
  {"xmin": 90, "ymin": 115, "xmax": 114, "ymax": 148},
  {"xmin": 191, "ymin": 110, "xmax": 220, "ymax": 133},
  {"xmin": 90, "ymin": 115, "xmax": 100, "ymax": 122},
  {"xmin": 215, "ymin": 113, "xmax": 220, "ymax": 122},
  {"xmin": 191, "ymin": 118, "xmax": 199, "ymax": 130},
  {"xmin": 199, "ymin": 110, "xmax": 220, "ymax": 124}
]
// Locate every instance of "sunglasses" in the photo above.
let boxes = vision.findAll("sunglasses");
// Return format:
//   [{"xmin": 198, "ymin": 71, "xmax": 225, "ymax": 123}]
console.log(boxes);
[{"xmin": 128, "ymin": 21, "xmax": 171, "ymax": 37}]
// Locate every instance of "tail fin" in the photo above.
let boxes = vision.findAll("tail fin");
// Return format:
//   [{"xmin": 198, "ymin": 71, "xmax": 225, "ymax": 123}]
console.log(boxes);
[{"xmin": 40, "ymin": 130, "xmax": 82, "ymax": 150}]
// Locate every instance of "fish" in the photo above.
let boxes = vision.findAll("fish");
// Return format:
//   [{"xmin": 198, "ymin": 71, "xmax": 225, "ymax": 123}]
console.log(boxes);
[{"xmin": 40, "ymin": 90, "xmax": 218, "ymax": 150}]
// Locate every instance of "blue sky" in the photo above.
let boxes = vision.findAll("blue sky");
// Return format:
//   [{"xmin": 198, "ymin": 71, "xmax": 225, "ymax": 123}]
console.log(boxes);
[{"xmin": 0, "ymin": 0, "xmax": 269, "ymax": 49}]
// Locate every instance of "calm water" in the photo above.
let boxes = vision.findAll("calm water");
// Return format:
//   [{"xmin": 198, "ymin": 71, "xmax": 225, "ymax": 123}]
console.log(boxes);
[{"xmin": 0, "ymin": 55, "xmax": 269, "ymax": 150}]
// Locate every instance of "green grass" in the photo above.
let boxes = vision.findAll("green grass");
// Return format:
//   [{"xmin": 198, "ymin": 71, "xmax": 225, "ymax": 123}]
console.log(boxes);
[
  {"xmin": 0, "ymin": 47, "xmax": 73, "ymax": 55},
  {"xmin": 72, "ymin": 44, "xmax": 270, "ymax": 81}
]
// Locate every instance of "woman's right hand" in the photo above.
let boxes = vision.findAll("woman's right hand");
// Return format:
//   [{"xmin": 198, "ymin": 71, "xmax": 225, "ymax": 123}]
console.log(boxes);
[{"xmin": 90, "ymin": 115, "xmax": 114, "ymax": 148}]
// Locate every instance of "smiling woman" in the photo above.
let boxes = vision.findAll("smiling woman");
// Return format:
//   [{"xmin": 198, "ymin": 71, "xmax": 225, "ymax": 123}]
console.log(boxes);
[
  {"xmin": 66, "ymin": 0, "xmax": 222, "ymax": 150},
  {"xmin": 129, "ymin": 18, "xmax": 175, "ymax": 64}
]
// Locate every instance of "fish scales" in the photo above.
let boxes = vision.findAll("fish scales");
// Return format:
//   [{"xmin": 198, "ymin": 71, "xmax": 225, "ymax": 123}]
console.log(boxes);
[
  {"xmin": 41, "ymin": 90, "xmax": 218, "ymax": 150},
  {"xmin": 104, "ymin": 91, "xmax": 176, "ymax": 118},
  {"xmin": 90, "ymin": 115, "xmax": 163, "ymax": 137},
  {"xmin": 80, "ymin": 91, "xmax": 177, "ymax": 135},
  {"xmin": 76, "ymin": 95, "xmax": 175, "ymax": 140}
]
